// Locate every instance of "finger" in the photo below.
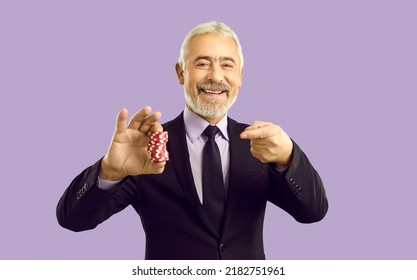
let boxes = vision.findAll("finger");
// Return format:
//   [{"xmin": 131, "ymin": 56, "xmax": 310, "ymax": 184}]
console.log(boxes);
[
  {"xmin": 240, "ymin": 125, "xmax": 275, "ymax": 140},
  {"xmin": 250, "ymin": 140, "xmax": 268, "ymax": 149},
  {"xmin": 251, "ymin": 146, "xmax": 275, "ymax": 163},
  {"xmin": 138, "ymin": 111, "xmax": 162, "ymax": 134},
  {"xmin": 127, "ymin": 106, "xmax": 152, "ymax": 130},
  {"xmin": 149, "ymin": 121, "xmax": 164, "ymax": 133},
  {"xmin": 244, "ymin": 121, "xmax": 272, "ymax": 131},
  {"xmin": 240, "ymin": 121, "xmax": 273, "ymax": 139},
  {"xmin": 115, "ymin": 108, "xmax": 128, "ymax": 134},
  {"xmin": 249, "ymin": 147, "xmax": 267, "ymax": 163},
  {"xmin": 150, "ymin": 161, "xmax": 167, "ymax": 174}
]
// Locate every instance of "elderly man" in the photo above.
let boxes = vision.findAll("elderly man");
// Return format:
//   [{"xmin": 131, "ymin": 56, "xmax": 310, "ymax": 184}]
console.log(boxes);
[{"xmin": 57, "ymin": 21, "xmax": 328, "ymax": 260}]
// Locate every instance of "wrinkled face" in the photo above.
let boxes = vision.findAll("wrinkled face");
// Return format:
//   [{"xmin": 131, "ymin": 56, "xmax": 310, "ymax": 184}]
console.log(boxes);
[{"xmin": 176, "ymin": 33, "xmax": 243, "ymax": 123}]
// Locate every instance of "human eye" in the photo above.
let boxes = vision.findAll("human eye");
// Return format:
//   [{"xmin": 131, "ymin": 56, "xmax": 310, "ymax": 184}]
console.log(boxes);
[
  {"xmin": 196, "ymin": 60, "xmax": 210, "ymax": 69},
  {"xmin": 222, "ymin": 63, "xmax": 234, "ymax": 69}
]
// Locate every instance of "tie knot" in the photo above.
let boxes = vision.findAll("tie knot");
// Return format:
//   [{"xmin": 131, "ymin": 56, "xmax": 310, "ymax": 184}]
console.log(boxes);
[{"xmin": 203, "ymin": 125, "xmax": 220, "ymax": 140}]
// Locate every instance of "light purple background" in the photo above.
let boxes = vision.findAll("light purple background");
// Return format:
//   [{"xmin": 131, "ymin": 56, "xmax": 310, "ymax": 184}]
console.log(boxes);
[{"xmin": 1, "ymin": 0, "xmax": 416, "ymax": 259}]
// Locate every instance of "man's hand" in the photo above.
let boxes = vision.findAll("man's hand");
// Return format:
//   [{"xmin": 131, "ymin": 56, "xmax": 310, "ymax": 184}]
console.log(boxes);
[
  {"xmin": 99, "ymin": 106, "xmax": 167, "ymax": 180},
  {"xmin": 240, "ymin": 121, "xmax": 293, "ymax": 169}
]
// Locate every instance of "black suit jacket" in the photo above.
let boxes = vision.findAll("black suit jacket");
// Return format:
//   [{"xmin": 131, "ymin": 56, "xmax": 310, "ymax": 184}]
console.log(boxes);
[{"xmin": 57, "ymin": 113, "xmax": 328, "ymax": 259}]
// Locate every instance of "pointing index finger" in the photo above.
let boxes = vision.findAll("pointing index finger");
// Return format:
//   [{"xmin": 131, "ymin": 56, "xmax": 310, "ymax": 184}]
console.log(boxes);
[{"xmin": 240, "ymin": 121, "xmax": 273, "ymax": 139}]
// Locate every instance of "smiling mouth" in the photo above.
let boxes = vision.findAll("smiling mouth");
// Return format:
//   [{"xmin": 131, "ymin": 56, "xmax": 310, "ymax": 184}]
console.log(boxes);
[
  {"xmin": 197, "ymin": 81, "xmax": 230, "ymax": 95},
  {"xmin": 201, "ymin": 89, "xmax": 226, "ymax": 94}
]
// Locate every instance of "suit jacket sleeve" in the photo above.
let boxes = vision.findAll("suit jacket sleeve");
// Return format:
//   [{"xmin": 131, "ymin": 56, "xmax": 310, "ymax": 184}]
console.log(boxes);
[
  {"xmin": 56, "ymin": 159, "xmax": 136, "ymax": 232},
  {"xmin": 267, "ymin": 141, "xmax": 328, "ymax": 223}
]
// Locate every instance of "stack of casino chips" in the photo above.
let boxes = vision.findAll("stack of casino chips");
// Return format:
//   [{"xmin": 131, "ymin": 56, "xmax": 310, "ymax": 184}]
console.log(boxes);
[{"xmin": 147, "ymin": 131, "xmax": 169, "ymax": 162}]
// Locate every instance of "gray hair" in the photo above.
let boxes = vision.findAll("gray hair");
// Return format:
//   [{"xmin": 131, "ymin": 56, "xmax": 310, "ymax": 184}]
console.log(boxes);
[{"xmin": 178, "ymin": 21, "xmax": 244, "ymax": 72}]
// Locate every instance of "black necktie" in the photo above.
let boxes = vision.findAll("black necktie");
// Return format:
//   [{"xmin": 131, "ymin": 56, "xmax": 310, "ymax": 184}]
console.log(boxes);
[{"xmin": 202, "ymin": 125, "xmax": 226, "ymax": 233}]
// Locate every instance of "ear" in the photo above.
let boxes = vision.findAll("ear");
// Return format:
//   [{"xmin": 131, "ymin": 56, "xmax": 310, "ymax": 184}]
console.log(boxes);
[
  {"xmin": 238, "ymin": 66, "xmax": 244, "ymax": 87},
  {"xmin": 175, "ymin": 63, "xmax": 184, "ymax": 85}
]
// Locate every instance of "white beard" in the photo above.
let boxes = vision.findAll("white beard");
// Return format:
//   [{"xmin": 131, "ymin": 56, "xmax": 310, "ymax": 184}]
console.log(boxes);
[{"xmin": 184, "ymin": 91, "xmax": 237, "ymax": 120}]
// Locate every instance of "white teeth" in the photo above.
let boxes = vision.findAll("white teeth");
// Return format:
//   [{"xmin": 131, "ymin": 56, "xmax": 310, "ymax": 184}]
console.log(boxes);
[{"xmin": 204, "ymin": 90, "xmax": 222, "ymax": 94}]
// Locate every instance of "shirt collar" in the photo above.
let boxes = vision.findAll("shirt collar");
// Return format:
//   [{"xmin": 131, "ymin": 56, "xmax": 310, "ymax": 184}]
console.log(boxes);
[{"xmin": 183, "ymin": 106, "xmax": 229, "ymax": 143}]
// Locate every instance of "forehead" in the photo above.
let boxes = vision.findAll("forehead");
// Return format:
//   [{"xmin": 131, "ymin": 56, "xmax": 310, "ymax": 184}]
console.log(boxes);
[{"xmin": 186, "ymin": 33, "xmax": 240, "ymax": 63}]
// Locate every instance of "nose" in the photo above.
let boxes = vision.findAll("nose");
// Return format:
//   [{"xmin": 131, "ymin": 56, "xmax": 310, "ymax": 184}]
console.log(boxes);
[{"xmin": 207, "ymin": 64, "xmax": 223, "ymax": 83}]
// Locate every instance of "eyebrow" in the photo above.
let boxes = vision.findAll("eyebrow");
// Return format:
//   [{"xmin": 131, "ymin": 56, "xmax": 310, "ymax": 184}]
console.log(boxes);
[{"xmin": 194, "ymin": 56, "xmax": 236, "ymax": 64}]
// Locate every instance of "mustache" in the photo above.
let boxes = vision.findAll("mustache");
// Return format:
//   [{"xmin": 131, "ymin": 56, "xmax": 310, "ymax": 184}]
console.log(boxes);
[{"xmin": 197, "ymin": 81, "xmax": 230, "ymax": 92}]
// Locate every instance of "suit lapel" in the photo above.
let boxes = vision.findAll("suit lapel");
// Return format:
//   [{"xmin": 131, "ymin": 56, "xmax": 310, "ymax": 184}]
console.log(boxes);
[
  {"xmin": 222, "ymin": 118, "xmax": 251, "ymax": 231},
  {"xmin": 166, "ymin": 113, "xmax": 219, "ymax": 237}
]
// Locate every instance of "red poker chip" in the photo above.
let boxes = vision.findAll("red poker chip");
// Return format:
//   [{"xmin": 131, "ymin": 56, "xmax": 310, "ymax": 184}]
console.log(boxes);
[
  {"xmin": 147, "ymin": 131, "xmax": 169, "ymax": 162},
  {"xmin": 150, "ymin": 134, "xmax": 168, "ymax": 139},
  {"xmin": 149, "ymin": 149, "xmax": 169, "ymax": 156},
  {"xmin": 148, "ymin": 143, "xmax": 166, "ymax": 148},
  {"xmin": 150, "ymin": 153, "xmax": 169, "ymax": 162},
  {"xmin": 149, "ymin": 144, "xmax": 166, "ymax": 150},
  {"xmin": 149, "ymin": 131, "xmax": 168, "ymax": 140}
]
